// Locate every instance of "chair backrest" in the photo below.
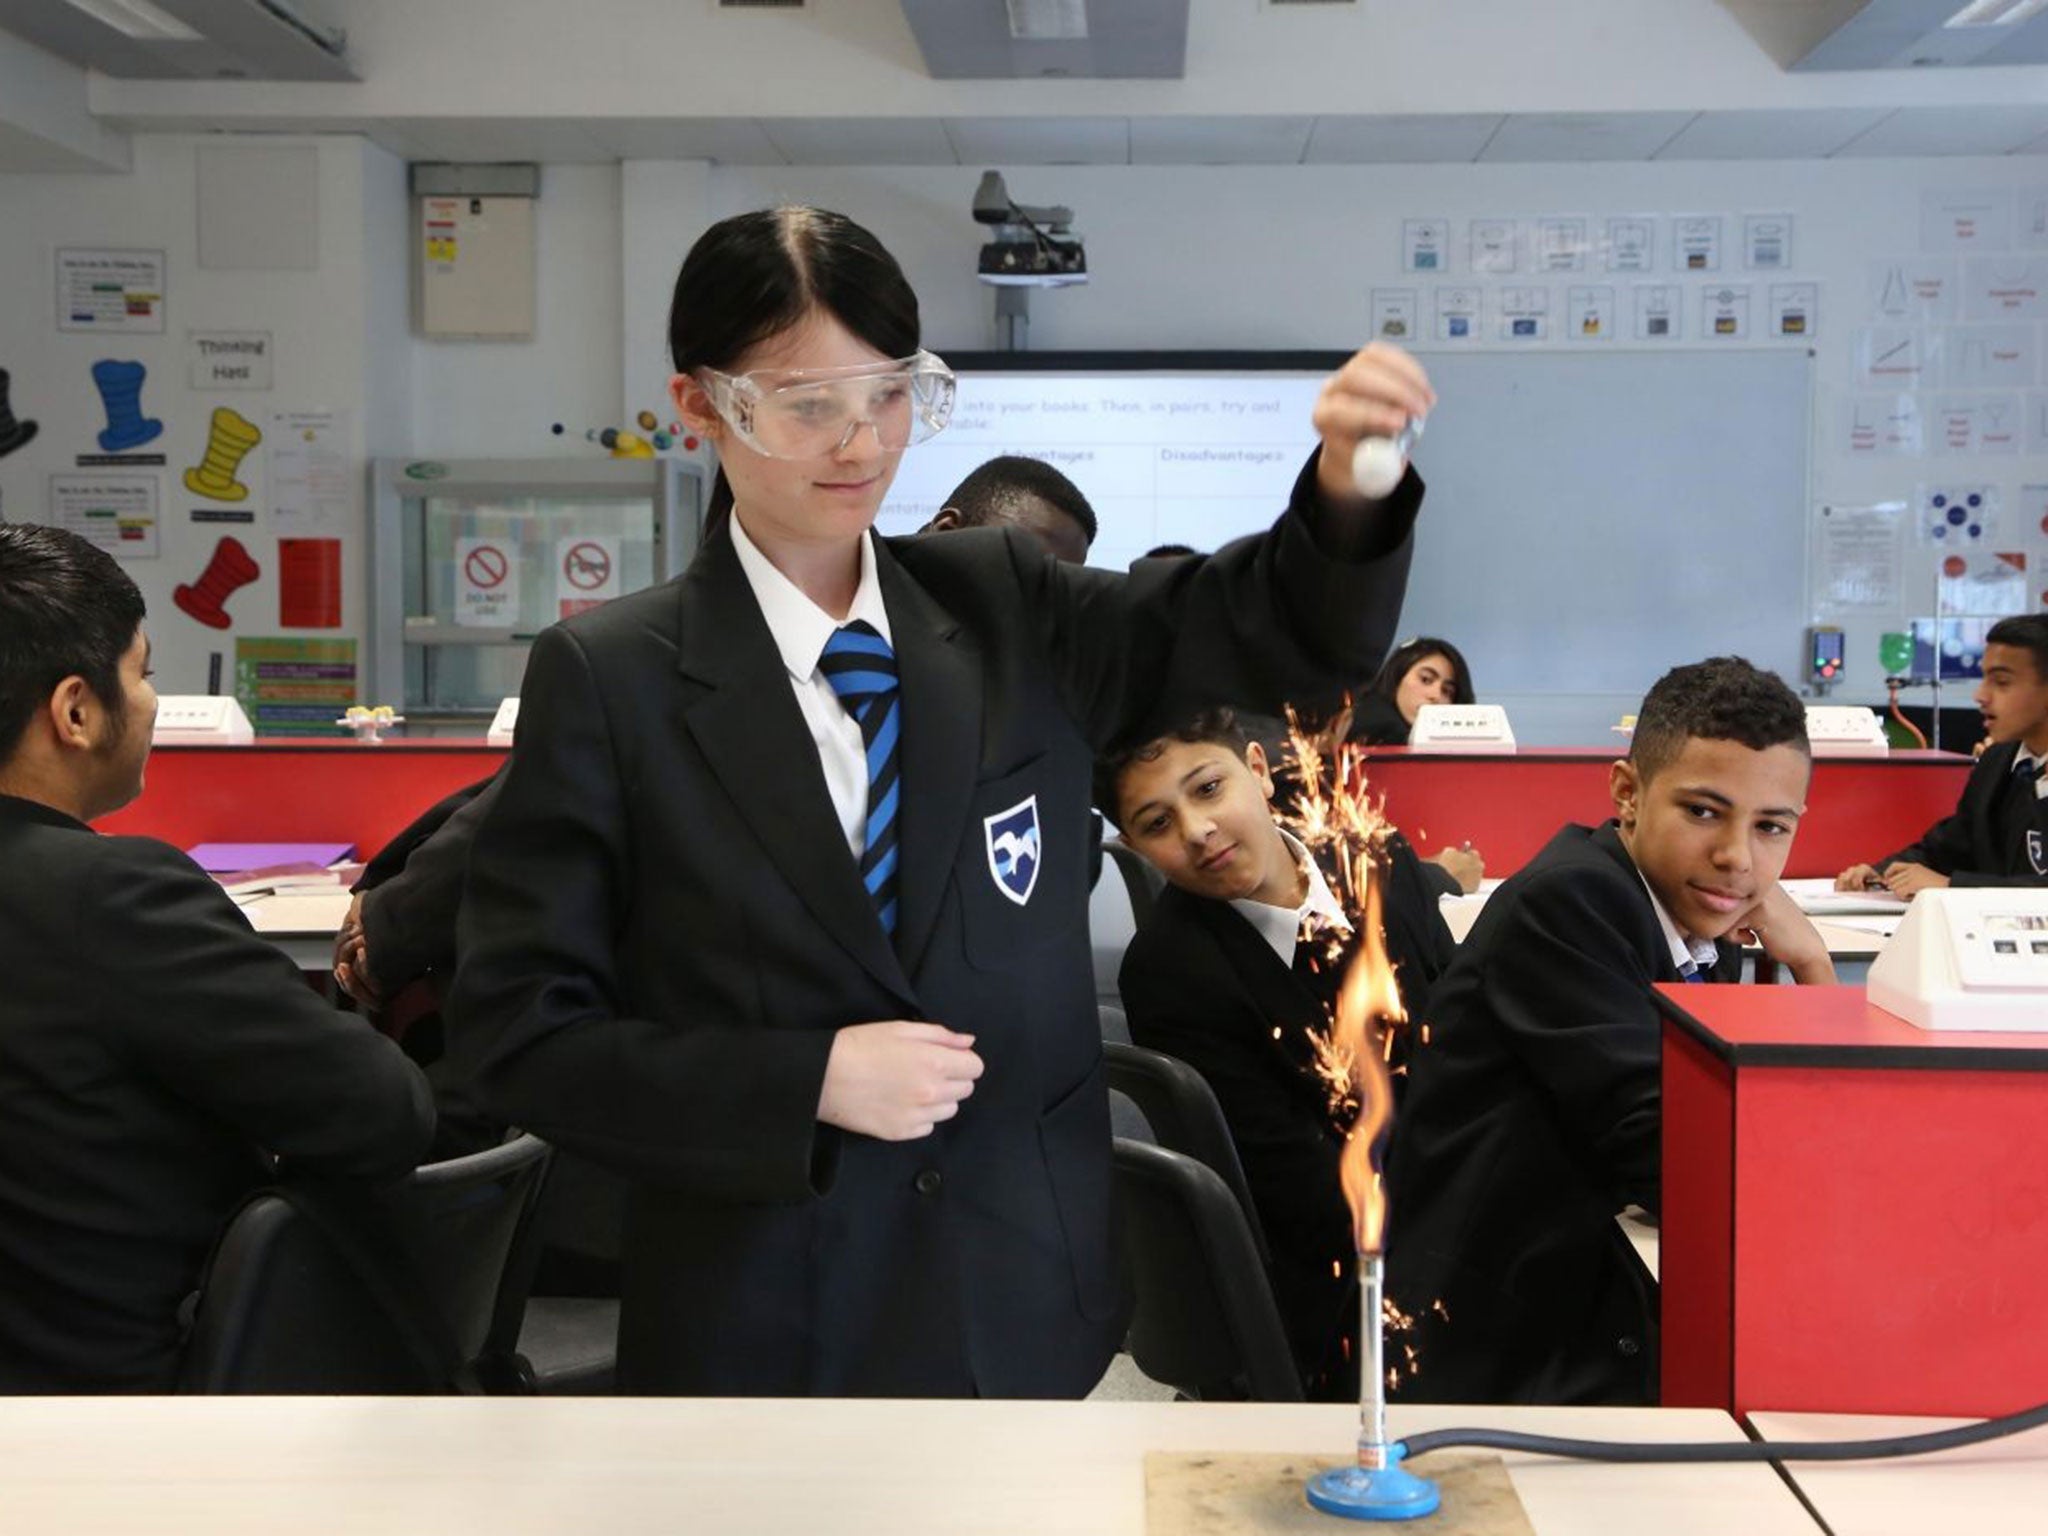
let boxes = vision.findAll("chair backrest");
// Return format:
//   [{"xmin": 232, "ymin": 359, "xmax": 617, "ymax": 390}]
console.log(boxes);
[
  {"xmin": 1088, "ymin": 847, "xmax": 1141, "ymax": 1007},
  {"xmin": 1102, "ymin": 1040, "xmax": 1269, "ymax": 1264},
  {"xmin": 1103, "ymin": 841, "xmax": 1164, "ymax": 927},
  {"xmin": 1113, "ymin": 1138, "xmax": 1302, "ymax": 1402},
  {"xmin": 178, "ymin": 1133, "xmax": 551, "ymax": 1394}
]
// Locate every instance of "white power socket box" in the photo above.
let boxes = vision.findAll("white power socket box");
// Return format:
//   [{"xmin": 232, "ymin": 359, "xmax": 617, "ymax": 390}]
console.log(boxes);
[
  {"xmin": 486, "ymin": 696, "xmax": 520, "ymax": 748},
  {"xmin": 1868, "ymin": 888, "xmax": 2048, "ymax": 1032},
  {"xmin": 1409, "ymin": 703, "xmax": 1516, "ymax": 753},
  {"xmin": 1805, "ymin": 705, "xmax": 1890, "ymax": 758},
  {"xmin": 152, "ymin": 696, "xmax": 254, "ymax": 746}
]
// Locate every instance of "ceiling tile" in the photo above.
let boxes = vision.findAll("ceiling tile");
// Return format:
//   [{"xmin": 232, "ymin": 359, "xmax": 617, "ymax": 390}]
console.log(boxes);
[
  {"xmin": 1834, "ymin": 104, "xmax": 2048, "ymax": 158},
  {"xmin": 758, "ymin": 118, "xmax": 958, "ymax": 166},
  {"xmin": 1303, "ymin": 114, "xmax": 1504, "ymax": 164},
  {"xmin": 945, "ymin": 116, "xmax": 1128, "ymax": 165},
  {"xmin": 1654, "ymin": 107, "xmax": 1894, "ymax": 161},
  {"xmin": 1129, "ymin": 116, "xmax": 1313, "ymax": 164},
  {"xmin": 595, "ymin": 119, "xmax": 786, "ymax": 165},
  {"xmin": 1479, "ymin": 112, "xmax": 1699, "ymax": 163},
  {"xmin": 389, "ymin": 118, "xmax": 612, "ymax": 164}
]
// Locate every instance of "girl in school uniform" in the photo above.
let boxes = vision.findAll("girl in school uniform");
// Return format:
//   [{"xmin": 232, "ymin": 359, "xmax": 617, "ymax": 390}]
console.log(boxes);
[
  {"xmin": 448, "ymin": 205, "xmax": 1434, "ymax": 1396},
  {"xmin": 1350, "ymin": 635, "xmax": 1477, "ymax": 746}
]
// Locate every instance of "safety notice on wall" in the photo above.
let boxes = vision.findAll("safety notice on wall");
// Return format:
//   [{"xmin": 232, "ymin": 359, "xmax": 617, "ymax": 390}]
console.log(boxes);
[
  {"xmin": 455, "ymin": 536, "xmax": 518, "ymax": 627},
  {"xmin": 556, "ymin": 534, "xmax": 619, "ymax": 619}
]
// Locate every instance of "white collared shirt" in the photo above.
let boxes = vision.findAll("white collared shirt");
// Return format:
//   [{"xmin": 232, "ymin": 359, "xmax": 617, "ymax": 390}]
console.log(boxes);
[
  {"xmin": 1636, "ymin": 869, "xmax": 1721, "ymax": 978},
  {"xmin": 2014, "ymin": 745, "xmax": 2048, "ymax": 800},
  {"xmin": 729, "ymin": 514, "xmax": 894, "ymax": 858},
  {"xmin": 1231, "ymin": 829, "xmax": 1353, "ymax": 967}
]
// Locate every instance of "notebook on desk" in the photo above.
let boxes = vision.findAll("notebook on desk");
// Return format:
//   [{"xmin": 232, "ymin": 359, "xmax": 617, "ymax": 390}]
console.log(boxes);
[
  {"xmin": 187, "ymin": 841, "xmax": 355, "ymax": 875},
  {"xmin": 1780, "ymin": 877, "xmax": 1909, "ymax": 917}
]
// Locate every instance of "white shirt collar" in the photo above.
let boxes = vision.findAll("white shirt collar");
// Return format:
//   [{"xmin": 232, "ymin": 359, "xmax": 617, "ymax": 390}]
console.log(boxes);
[
  {"xmin": 1231, "ymin": 829, "xmax": 1352, "ymax": 966},
  {"xmin": 2014, "ymin": 745, "xmax": 2048, "ymax": 799},
  {"xmin": 728, "ymin": 513, "xmax": 893, "ymax": 682},
  {"xmin": 1636, "ymin": 867, "xmax": 1721, "ymax": 975}
]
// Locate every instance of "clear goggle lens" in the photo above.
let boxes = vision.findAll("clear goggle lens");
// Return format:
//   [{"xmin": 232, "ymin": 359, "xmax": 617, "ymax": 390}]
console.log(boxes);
[{"xmin": 702, "ymin": 351, "xmax": 955, "ymax": 460}]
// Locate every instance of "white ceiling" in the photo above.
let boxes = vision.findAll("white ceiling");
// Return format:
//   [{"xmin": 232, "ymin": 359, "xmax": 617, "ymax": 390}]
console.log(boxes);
[
  {"xmin": 7, "ymin": 1, "xmax": 2048, "ymax": 173},
  {"xmin": 92, "ymin": 106, "xmax": 2048, "ymax": 169}
]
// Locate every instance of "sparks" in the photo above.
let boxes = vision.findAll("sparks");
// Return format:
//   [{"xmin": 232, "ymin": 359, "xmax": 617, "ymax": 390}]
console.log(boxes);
[{"xmin": 1279, "ymin": 705, "xmax": 1407, "ymax": 1259}]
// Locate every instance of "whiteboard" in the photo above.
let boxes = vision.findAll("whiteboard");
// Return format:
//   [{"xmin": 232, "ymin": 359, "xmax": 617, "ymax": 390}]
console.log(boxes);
[
  {"xmin": 884, "ymin": 349, "xmax": 1812, "ymax": 743},
  {"xmin": 1395, "ymin": 348, "xmax": 1811, "ymax": 706}
]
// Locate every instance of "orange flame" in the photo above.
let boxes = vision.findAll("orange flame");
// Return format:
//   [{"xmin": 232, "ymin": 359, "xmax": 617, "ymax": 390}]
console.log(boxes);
[{"xmin": 1282, "ymin": 704, "xmax": 1405, "ymax": 1259}]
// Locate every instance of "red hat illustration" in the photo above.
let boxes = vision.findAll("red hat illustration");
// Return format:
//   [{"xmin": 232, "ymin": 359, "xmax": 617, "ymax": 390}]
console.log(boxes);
[{"xmin": 174, "ymin": 537, "xmax": 260, "ymax": 630}]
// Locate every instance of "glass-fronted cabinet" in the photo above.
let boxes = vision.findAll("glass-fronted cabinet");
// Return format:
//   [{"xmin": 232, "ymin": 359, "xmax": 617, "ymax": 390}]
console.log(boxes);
[{"xmin": 369, "ymin": 458, "xmax": 706, "ymax": 733}]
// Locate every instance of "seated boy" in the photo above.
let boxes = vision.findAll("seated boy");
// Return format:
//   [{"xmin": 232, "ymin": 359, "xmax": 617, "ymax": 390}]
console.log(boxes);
[
  {"xmin": 1836, "ymin": 613, "xmax": 2048, "ymax": 895},
  {"xmin": 1385, "ymin": 657, "xmax": 1833, "ymax": 1406},
  {"xmin": 1099, "ymin": 707, "xmax": 1456, "ymax": 1400},
  {"xmin": 0, "ymin": 523, "xmax": 434, "ymax": 1392}
]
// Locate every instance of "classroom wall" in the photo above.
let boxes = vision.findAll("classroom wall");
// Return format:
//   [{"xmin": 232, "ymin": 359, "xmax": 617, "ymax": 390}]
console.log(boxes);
[
  {"xmin": 632, "ymin": 155, "xmax": 2048, "ymax": 726},
  {"xmin": 0, "ymin": 136, "xmax": 388, "ymax": 696},
  {"xmin": 3, "ymin": 135, "xmax": 2045, "ymax": 726}
]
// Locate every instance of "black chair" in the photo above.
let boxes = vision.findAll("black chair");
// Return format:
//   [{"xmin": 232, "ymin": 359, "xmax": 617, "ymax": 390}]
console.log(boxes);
[
  {"xmin": 1102, "ymin": 1040, "xmax": 1269, "ymax": 1264},
  {"xmin": 1103, "ymin": 841, "xmax": 1165, "ymax": 927},
  {"xmin": 1098, "ymin": 1003, "xmax": 1130, "ymax": 1044},
  {"xmin": 1113, "ymin": 1138, "xmax": 1302, "ymax": 1402},
  {"xmin": 513, "ymin": 1152, "xmax": 626, "ymax": 1394},
  {"xmin": 178, "ymin": 1133, "xmax": 551, "ymax": 1394}
]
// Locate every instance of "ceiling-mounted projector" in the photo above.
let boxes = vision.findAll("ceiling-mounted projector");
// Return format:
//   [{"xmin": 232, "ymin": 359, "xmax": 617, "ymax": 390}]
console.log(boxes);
[{"xmin": 972, "ymin": 171, "xmax": 1088, "ymax": 288}]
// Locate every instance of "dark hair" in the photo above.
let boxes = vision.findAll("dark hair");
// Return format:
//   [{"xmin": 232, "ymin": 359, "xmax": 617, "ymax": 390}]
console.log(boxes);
[
  {"xmin": 1985, "ymin": 614, "xmax": 2048, "ymax": 681},
  {"xmin": 0, "ymin": 523, "xmax": 146, "ymax": 764},
  {"xmin": 667, "ymin": 206, "xmax": 919, "ymax": 377},
  {"xmin": 1368, "ymin": 636, "xmax": 1475, "ymax": 709},
  {"xmin": 943, "ymin": 455, "xmax": 1098, "ymax": 545},
  {"xmin": 1630, "ymin": 656, "xmax": 1809, "ymax": 784},
  {"xmin": 1140, "ymin": 543, "xmax": 1198, "ymax": 560},
  {"xmin": 1093, "ymin": 706, "xmax": 1249, "ymax": 829}
]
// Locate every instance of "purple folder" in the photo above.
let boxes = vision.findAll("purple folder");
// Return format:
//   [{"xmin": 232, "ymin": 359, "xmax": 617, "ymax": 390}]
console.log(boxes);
[{"xmin": 186, "ymin": 842, "xmax": 355, "ymax": 873}]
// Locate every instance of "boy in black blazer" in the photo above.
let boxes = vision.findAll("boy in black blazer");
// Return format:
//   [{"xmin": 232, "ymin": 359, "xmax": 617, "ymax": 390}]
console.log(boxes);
[
  {"xmin": 1837, "ymin": 613, "xmax": 2048, "ymax": 894},
  {"xmin": 0, "ymin": 525, "xmax": 433, "ymax": 1391},
  {"xmin": 1385, "ymin": 658, "xmax": 1834, "ymax": 1405},
  {"xmin": 1102, "ymin": 707, "xmax": 1456, "ymax": 1398}
]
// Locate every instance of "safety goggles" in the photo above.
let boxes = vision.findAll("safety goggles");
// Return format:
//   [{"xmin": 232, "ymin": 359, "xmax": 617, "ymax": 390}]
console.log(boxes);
[{"xmin": 697, "ymin": 350, "xmax": 956, "ymax": 460}]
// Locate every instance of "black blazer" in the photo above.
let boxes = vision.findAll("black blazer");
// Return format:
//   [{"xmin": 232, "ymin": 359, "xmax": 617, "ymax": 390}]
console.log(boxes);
[
  {"xmin": 356, "ymin": 770, "xmax": 503, "ymax": 994},
  {"xmin": 1349, "ymin": 692, "xmax": 1412, "ymax": 746},
  {"xmin": 1880, "ymin": 741, "xmax": 2048, "ymax": 886},
  {"xmin": 0, "ymin": 795, "xmax": 434, "ymax": 1392},
  {"xmin": 448, "ymin": 458, "xmax": 1423, "ymax": 1397},
  {"xmin": 1383, "ymin": 820, "xmax": 1738, "ymax": 1406},
  {"xmin": 1117, "ymin": 836, "xmax": 1456, "ymax": 1399}
]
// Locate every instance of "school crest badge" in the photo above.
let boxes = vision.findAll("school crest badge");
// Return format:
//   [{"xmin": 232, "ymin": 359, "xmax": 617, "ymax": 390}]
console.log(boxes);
[
  {"xmin": 983, "ymin": 795, "xmax": 1042, "ymax": 907},
  {"xmin": 2030, "ymin": 830, "xmax": 2045, "ymax": 877}
]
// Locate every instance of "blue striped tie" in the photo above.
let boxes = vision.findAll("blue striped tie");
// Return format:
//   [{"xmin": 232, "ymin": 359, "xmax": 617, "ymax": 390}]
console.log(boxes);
[
  {"xmin": 820, "ymin": 620, "xmax": 901, "ymax": 937},
  {"xmin": 1678, "ymin": 959, "xmax": 1707, "ymax": 984}
]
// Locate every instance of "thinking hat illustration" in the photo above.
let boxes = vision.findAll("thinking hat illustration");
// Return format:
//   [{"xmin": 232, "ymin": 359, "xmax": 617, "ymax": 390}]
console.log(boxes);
[
  {"xmin": 0, "ymin": 369, "xmax": 37, "ymax": 458},
  {"xmin": 174, "ymin": 536, "xmax": 260, "ymax": 630},
  {"xmin": 90, "ymin": 359, "xmax": 163, "ymax": 453},
  {"xmin": 183, "ymin": 407, "xmax": 262, "ymax": 502}
]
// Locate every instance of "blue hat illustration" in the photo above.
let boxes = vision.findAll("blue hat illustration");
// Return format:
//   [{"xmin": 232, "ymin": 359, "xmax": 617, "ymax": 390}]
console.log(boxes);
[
  {"xmin": 91, "ymin": 359, "xmax": 163, "ymax": 453},
  {"xmin": 0, "ymin": 369, "xmax": 36, "ymax": 458}
]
